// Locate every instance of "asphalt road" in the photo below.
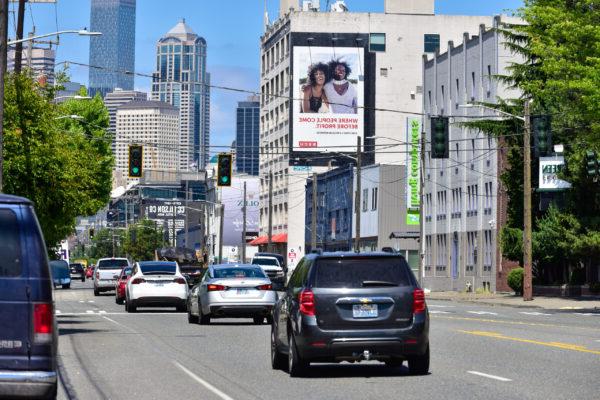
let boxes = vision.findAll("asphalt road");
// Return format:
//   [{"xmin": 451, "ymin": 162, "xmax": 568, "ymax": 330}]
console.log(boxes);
[{"xmin": 55, "ymin": 280, "xmax": 600, "ymax": 400}]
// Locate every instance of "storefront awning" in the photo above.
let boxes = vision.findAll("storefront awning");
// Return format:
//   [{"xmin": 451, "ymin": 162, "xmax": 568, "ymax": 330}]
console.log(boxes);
[{"xmin": 248, "ymin": 233, "xmax": 288, "ymax": 246}]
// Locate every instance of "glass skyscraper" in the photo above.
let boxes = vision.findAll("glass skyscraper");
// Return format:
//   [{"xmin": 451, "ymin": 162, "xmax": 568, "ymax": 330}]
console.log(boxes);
[
  {"xmin": 152, "ymin": 20, "xmax": 210, "ymax": 170},
  {"xmin": 89, "ymin": 0, "xmax": 136, "ymax": 98},
  {"xmin": 236, "ymin": 96, "xmax": 260, "ymax": 176}
]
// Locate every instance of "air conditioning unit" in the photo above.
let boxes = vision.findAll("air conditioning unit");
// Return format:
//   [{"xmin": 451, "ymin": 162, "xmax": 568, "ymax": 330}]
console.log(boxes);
[{"xmin": 330, "ymin": 0, "xmax": 348, "ymax": 12}]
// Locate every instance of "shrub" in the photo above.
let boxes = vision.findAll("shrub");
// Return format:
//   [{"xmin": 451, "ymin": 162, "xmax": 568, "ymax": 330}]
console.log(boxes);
[{"xmin": 507, "ymin": 267, "xmax": 524, "ymax": 295}]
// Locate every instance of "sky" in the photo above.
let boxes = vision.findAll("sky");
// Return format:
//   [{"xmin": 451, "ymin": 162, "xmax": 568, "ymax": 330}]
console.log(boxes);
[{"xmin": 15, "ymin": 0, "xmax": 524, "ymax": 152}]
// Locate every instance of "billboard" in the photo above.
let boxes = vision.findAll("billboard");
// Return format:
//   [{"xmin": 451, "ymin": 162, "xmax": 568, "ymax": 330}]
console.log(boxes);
[
  {"xmin": 292, "ymin": 46, "xmax": 365, "ymax": 154},
  {"xmin": 406, "ymin": 117, "xmax": 421, "ymax": 225},
  {"xmin": 141, "ymin": 200, "xmax": 201, "ymax": 245},
  {"xmin": 221, "ymin": 177, "xmax": 260, "ymax": 247},
  {"xmin": 539, "ymin": 157, "xmax": 571, "ymax": 190}
]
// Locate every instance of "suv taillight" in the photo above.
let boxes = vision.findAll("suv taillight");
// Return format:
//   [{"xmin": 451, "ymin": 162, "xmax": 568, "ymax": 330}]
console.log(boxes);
[
  {"xmin": 33, "ymin": 303, "xmax": 53, "ymax": 343},
  {"xmin": 131, "ymin": 278, "xmax": 146, "ymax": 284},
  {"xmin": 413, "ymin": 288, "xmax": 426, "ymax": 314},
  {"xmin": 299, "ymin": 289, "xmax": 315, "ymax": 316}
]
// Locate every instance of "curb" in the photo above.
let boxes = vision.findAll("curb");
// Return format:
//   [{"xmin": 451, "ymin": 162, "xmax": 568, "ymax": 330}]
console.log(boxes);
[{"xmin": 427, "ymin": 297, "xmax": 545, "ymax": 310}]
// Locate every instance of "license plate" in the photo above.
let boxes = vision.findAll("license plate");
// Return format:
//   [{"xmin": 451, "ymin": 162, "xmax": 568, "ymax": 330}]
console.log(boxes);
[
  {"xmin": 236, "ymin": 289, "xmax": 248, "ymax": 295},
  {"xmin": 353, "ymin": 304, "xmax": 378, "ymax": 318}
]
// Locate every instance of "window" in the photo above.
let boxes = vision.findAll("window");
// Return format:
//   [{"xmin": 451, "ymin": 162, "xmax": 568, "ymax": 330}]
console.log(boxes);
[
  {"xmin": 0, "ymin": 209, "xmax": 21, "ymax": 277},
  {"xmin": 436, "ymin": 234, "xmax": 447, "ymax": 273},
  {"xmin": 369, "ymin": 33, "xmax": 386, "ymax": 52},
  {"xmin": 372, "ymin": 187, "xmax": 378, "ymax": 211},
  {"xmin": 483, "ymin": 230, "xmax": 493, "ymax": 273},
  {"xmin": 380, "ymin": 68, "xmax": 388, "ymax": 77},
  {"xmin": 484, "ymin": 182, "xmax": 493, "ymax": 215},
  {"xmin": 424, "ymin": 34, "xmax": 440, "ymax": 53},
  {"xmin": 471, "ymin": 71, "xmax": 476, "ymax": 100},
  {"xmin": 362, "ymin": 188, "xmax": 368, "ymax": 212},
  {"xmin": 425, "ymin": 235, "xmax": 432, "ymax": 272},
  {"xmin": 466, "ymin": 232, "xmax": 478, "ymax": 273},
  {"xmin": 313, "ymin": 257, "xmax": 410, "ymax": 288}
]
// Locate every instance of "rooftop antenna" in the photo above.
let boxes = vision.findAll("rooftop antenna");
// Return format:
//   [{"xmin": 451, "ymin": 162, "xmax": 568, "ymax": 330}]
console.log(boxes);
[{"xmin": 264, "ymin": 0, "xmax": 270, "ymax": 31}]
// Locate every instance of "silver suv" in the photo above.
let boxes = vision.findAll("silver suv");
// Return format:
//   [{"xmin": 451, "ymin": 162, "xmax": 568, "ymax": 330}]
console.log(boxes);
[{"xmin": 94, "ymin": 257, "xmax": 130, "ymax": 296}]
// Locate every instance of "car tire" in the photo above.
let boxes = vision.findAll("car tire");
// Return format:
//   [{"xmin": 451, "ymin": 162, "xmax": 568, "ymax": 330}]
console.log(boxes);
[
  {"xmin": 288, "ymin": 333, "xmax": 307, "ymax": 377},
  {"xmin": 93, "ymin": 288, "xmax": 99, "ymax": 296},
  {"xmin": 176, "ymin": 304, "xmax": 186, "ymax": 313},
  {"xmin": 408, "ymin": 345, "xmax": 430, "ymax": 375},
  {"xmin": 199, "ymin": 309, "xmax": 210, "ymax": 325},
  {"xmin": 126, "ymin": 300, "xmax": 137, "ymax": 313},
  {"xmin": 116, "ymin": 297, "xmax": 124, "ymax": 305},
  {"xmin": 385, "ymin": 358, "xmax": 404, "ymax": 368},
  {"xmin": 265, "ymin": 315, "xmax": 274, "ymax": 325},
  {"xmin": 43, "ymin": 381, "xmax": 57, "ymax": 399},
  {"xmin": 271, "ymin": 326, "xmax": 286, "ymax": 370},
  {"xmin": 188, "ymin": 308, "xmax": 199, "ymax": 324},
  {"xmin": 81, "ymin": 276, "xmax": 85, "ymax": 282},
  {"xmin": 62, "ymin": 283, "xmax": 70, "ymax": 289},
  {"xmin": 253, "ymin": 316, "xmax": 264, "ymax": 325}
]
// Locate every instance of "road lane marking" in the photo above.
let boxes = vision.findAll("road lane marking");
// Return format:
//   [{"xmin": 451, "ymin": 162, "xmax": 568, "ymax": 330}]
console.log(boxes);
[
  {"xmin": 55, "ymin": 310, "xmax": 61, "ymax": 314},
  {"xmin": 468, "ymin": 311, "xmax": 498, "ymax": 316},
  {"xmin": 79, "ymin": 301, "xmax": 84, "ymax": 303},
  {"xmin": 429, "ymin": 310, "xmax": 451, "ymax": 314},
  {"xmin": 428, "ymin": 304, "xmax": 456, "ymax": 308},
  {"xmin": 459, "ymin": 330, "xmax": 600, "ymax": 356},
  {"xmin": 174, "ymin": 361, "xmax": 235, "ymax": 400},
  {"xmin": 574, "ymin": 313, "xmax": 600, "ymax": 316},
  {"xmin": 98, "ymin": 310, "xmax": 107, "ymax": 314},
  {"xmin": 56, "ymin": 312, "xmax": 185, "ymax": 316},
  {"xmin": 86, "ymin": 310, "xmax": 94, "ymax": 314},
  {"xmin": 560, "ymin": 306, "xmax": 583, "ymax": 310},
  {"xmin": 467, "ymin": 371, "xmax": 512, "ymax": 382},
  {"xmin": 432, "ymin": 315, "xmax": 600, "ymax": 332},
  {"xmin": 87, "ymin": 300, "xmax": 95, "ymax": 303},
  {"xmin": 519, "ymin": 312, "xmax": 552, "ymax": 316}
]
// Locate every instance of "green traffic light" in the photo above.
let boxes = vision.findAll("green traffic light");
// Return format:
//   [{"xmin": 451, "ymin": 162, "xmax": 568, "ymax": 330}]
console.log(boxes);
[
  {"xmin": 132, "ymin": 167, "xmax": 139, "ymax": 174},
  {"xmin": 221, "ymin": 176, "xmax": 229, "ymax": 183}
]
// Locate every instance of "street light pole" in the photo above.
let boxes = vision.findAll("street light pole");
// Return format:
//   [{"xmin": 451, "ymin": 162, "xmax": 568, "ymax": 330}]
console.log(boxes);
[
  {"xmin": 0, "ymin": 0, "xmax": 8, "ymax": 193},
  {"xmin": 523, "ymin": 100, "xmax": 533, "ymax": 301},
  {"xmin": 354, "ymin": 136, "xmax": 362, "ymax": 252}
]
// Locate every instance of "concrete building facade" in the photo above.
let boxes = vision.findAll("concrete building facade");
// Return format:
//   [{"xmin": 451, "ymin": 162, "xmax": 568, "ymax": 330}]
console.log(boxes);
[
  {"xmin": 151, "ymin": 20, "xmax": 211, "ymax": 170},
  {"xmin": 260, "ymin": 0, "xmax": 514, "ymax": 269},
  {"xmin": 422, "ymin": 16, "xmax": 520, "ymax": 292},
  {"xmin": 105, "ymin": 88, "xmax": 148, "ymax": 153},
  {"xmin": 115, "ymin": 101, "xmax": 180, "ymax": 184},
  {"xmin": 236, "ymin": 96, "xmax": 260, "ymax": 176},
  {"xmin": 8, "ymin": 46, "xmax": 55, "ymax": 85}
]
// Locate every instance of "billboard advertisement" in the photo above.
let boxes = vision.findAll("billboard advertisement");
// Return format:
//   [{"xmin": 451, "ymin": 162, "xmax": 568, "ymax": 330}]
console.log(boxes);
[
  {"xmin": 406, "ymin": 117, "xmax": 421, "ymax": 225},
  {"xmin": 539, "ymin": 157, "xmax": 571, "ymax": 190},
  {"xmin": 292, "ymin": 46, "xmax": 365, "ymax": 154},
  {"xmin": 221, "ymin": 177, "xmax": 260, "ymax": 247},
  {"xmin": 141, "ymin": 200, "xmax": 201, "ymax": 245}
]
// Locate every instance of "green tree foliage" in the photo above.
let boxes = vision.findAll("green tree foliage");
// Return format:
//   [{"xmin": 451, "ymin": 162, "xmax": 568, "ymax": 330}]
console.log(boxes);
[
  {"xmin": 89, "ymin": 228, "xmax": 125, "ymax": 259},
  {"xmin": 3, "ymin": 74, "xmax": 113, "ymax": 249},
  {"xmin": 507, "ymin": 267, "xmax": 524, "ymax": 295},
  {"xmin": 122, "ymin": 219, "xmax": 167, "ymax": 261}
]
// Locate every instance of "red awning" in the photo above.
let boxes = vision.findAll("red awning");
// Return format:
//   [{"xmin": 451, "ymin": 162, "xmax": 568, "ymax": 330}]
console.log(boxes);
[{"xmin": 248, "ymin": 233, "xmax": 288, "ymax": 246}]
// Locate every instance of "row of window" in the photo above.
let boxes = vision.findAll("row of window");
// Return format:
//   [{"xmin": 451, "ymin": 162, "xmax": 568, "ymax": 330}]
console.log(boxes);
[
  {"xmin": 424, "ymin": 230, "xmax": 494, "ymax": 274},
  {"xmin": 424, "ymin": 182, "xmax": 493, "ymax": 219}
]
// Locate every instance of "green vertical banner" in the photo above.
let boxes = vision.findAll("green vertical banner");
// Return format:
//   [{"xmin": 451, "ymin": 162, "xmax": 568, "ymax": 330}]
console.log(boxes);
[{"xmin": 406, "ymin": 118, "xmax": 421, "ymax": 225}]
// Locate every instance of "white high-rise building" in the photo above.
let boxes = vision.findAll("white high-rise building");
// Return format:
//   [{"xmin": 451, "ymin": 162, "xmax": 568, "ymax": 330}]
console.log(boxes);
[
  {"xmin": 8, "ymin": 46, "xmax": 55, "ymax": 85},
  {"xmin": 151, "ymin": 20, "xmax": 210, "ymax": 170},
  {"xmin": 115, "ymin": 101, "xmax": 179, "ymax": 183},
  {"xmin": 105, "ymin": 88, "xmax": 148, "ymax": 153}
]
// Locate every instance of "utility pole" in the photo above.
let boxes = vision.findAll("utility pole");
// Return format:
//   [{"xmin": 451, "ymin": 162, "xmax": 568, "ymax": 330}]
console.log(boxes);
[
  {"xmin": 311, "ymin": 172, "xmax": 317, "ymax": 251},
  {"xmin": 206, "ymin": 203, "xmax": 211, "ymax": 263},
  {"xmin": 523, "ymin": 100, "xmax": 533, "ymax": 301},
  {"xmin": 0, "ymin": 0, "xmax": 8, "ymax": 192},
  {"xmin": 242, "ymin": 181, "xmax": 247, "ymax": 263},
  {"xmin": 354, "ymin": 136, "xmax": 362, "ymax": 252},
  {"xmin": 185, "ymin": 180, "xmax": 189, "ymax": 249},
  {"xmin": 419, "ymin": 134, "xmax": 426, "ymax": 285},
  {"xmin": 267, "ymin": 171, "xmax": 273, "ymax": 252},
  {"xmin": 172, "ymin": 203, "xmax": 176, "ymax": 247},
  {"xmin": 13, "ymin": 0, "xmax": 25, "ymax": 74},
  {"xmin": 218, "ymin": 203, "xmax": 224, "ymax": 263}
]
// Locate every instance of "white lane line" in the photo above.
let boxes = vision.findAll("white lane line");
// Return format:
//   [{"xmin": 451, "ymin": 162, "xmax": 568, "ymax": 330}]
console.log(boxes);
[
  {"xmin": 467, "ymin": 371, "xmax": 512, "ymax": 382},
  {"xmin": 429, "ymin": 310, "xmax": 451, "ymax": 314},
  {"xmin": 87, "ymin": 300, "xmax": 95, "ymax": 303},
  {"xmin": 468, "ymin": 311, "xmax": 498, "ymax": 316},
  {"xmin": 85, "ymin": 310, "xmax": 94, "ymax": 314},
  {"xmin": 574, "ymin": 313, "xmax": 600, "ymax": 316},
  {"xmin": 55, "ymin": 310, "xmax": 61, "ymax": 314},
  {"xmin": 519, "ymin": 311, "xmax": 552, "ymax": 316},
  {"xmin": 428, "ymin": 304, "xmax": 456, "ymax": 308},
  {"xmin": 56, "ymin": 312, "xmax": 183, "ymax": 316},
  {"xmin": 98, "ymin": 310, "xmax": 107, "ymax": 314},
  {"xmin": 78, "ymin": 300, "xmax": 84, "ymax": 303},
  {"xmin": 174, "ymin": 361, "xmax": 235, "ymax": 400}
]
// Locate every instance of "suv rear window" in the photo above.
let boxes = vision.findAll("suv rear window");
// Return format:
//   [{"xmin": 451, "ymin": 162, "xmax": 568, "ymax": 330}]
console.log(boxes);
[
  {"xmin": 98, "ymin": 259, "xmax": 129, "ymax": 269},
  {"xmin": 0, "ymin": 209, "xmax": 21, "ymax": 277},
  {"xmin": 313, "ymin": 257, "xmax": 410, "ymax": 288},
  {"xmin": 252, "ymin": 258, "xmax": 279, "ymax": 266}
]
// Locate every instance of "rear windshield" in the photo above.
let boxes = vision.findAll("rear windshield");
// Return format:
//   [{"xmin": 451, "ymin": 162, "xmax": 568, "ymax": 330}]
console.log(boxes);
[
  {"xmin": 0, "ymin": 209, "xmax": 21, "ymax": 277},
  {"xmin": 313, "ymin": 257, "xmax": 411, "ymax": 288},
  {"xmin": 98, "ymin": 259, "xmax": 129, "ymax": 269},
  {"xmin": 50, "ymin": 260, "xmax": 69, "ymax": 278},
  {"xmin": 252, "ymin": 258, "xmax": 279, "ymax": 266},
  {"xmin": 214, "ymin": 267, "xmax": 266, "ymax": 279},
  {"xmin": 140, "ymin": 263, "xmax": 176, "ymax": 275}
]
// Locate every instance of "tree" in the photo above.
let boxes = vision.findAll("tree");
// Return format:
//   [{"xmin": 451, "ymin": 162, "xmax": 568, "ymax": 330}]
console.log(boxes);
[
  {"xmin": 89, "ymin": 228, "xmax": 125, "ymax": 259},
  {"xmin": 122, "ymin": 219, "xmax": 166, "ymax": 261},
  {"xmin": 2, "ymin": 74, "xmax": 113, "ymax": 250}
]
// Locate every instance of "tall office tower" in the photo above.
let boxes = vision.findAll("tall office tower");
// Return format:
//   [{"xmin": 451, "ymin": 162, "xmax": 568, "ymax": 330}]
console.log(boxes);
[
  {"xmin": 151, "ymin": 20, "xmax": 210, "ymax": 171},
  {"xmin": 115, "ymin": 101, "xmax": 180, "ymax": 183},
  {"xmin": 236, "ymin": 96, "xmax": 260, "ymax": 176},
  {"xmin": 89, "ymin": 0, "xmax": 136, "ymax": 98},
  {"xmin": 8, "ymin": 46, "xmax": 55, "ymax": 85},
  {"xmin": 105, "ymin": 88, "xmax": 148, "ymax": 153}
]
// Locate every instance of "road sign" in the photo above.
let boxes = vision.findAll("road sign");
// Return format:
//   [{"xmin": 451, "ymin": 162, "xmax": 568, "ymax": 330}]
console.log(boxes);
[{"xmin": 288, "ymin": 249, "xmax": 297, "ymax": 260}]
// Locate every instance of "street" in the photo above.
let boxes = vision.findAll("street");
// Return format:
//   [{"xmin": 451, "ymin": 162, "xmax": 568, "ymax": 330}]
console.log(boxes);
[{"xmin": 55, "ymin": 281, "xmax": 600, "ymax": 400}]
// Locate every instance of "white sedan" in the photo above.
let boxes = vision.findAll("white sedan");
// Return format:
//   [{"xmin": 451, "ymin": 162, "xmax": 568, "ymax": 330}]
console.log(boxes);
[{"xmin": 125, "ymin": 261, "xmax": 188, "ymax": 312}]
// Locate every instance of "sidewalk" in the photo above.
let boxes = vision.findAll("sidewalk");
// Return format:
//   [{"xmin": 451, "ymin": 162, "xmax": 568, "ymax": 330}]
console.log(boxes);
[{"xmin": 426, "ymin": 291, "xmax": 600, "ymax": 311}]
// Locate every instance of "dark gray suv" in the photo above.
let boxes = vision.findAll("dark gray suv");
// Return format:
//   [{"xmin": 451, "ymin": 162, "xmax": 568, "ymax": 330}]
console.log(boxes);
[{"xmin": 271, "ymin": 252, "xmax": 429, "ymax": 377}]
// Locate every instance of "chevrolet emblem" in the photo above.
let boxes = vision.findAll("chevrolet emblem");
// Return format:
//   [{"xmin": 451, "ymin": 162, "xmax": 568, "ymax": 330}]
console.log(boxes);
[{"xmin": 360, "ymin": 298, "xmax": 371, "ymax": 303}]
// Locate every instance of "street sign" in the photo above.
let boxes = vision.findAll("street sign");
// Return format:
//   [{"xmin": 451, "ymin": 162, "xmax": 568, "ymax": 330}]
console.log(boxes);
[{"xmin": 288, "ymin": 249, "xmax": 297, "ymax": 260}]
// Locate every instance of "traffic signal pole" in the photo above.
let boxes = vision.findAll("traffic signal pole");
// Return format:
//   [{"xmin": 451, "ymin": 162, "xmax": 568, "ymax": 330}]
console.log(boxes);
[
  {"xmin": 523, "ymin": 100, "xmax": 533, "ymax": 301},
  {"xmin": 0, "ymin": 0, "xmax": 8, "ymax": 192}
]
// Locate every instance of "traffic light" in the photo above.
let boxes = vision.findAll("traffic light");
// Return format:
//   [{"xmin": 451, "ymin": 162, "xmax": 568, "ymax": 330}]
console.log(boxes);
[
  {"xmin": 431, "ymin": 117, "xmax": 449, "ymax": 158},
  {"xmin": 89, "ymin": 228, "xmax": 94, "ymax": 239},
  {"xmin": 532, "ymin": 115, "xmax": 552, "ymax": 157},
  {"xmin": 586, "ymin": 150, "xmax": 599, "ymax": 177},
  {"xmin": 217, "ymin": 153, "xmax": 232, "ymax": 187},
  {"xmin": 128, "ymin": 145, "xmax": 143, "ymax": 178}
]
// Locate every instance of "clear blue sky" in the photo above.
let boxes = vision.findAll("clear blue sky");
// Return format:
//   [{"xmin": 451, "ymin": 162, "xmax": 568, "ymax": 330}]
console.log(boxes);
[{"xmin": 15, "ymin": 0, "xmax": 523, "ymax": 151}]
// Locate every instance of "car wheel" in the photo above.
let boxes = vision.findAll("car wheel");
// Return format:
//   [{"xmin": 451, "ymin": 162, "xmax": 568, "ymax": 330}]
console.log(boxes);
[
  {"xmin": 288, "ymin": 333, "xmax": 307, "ymax": 377},
  {"xmin": 199, "ymin": 309, "xmax": 210, "ymax": 325},
  {"xmin": 271, "ymin": 326, "xmax": 286, "ymax": 370},
  {"xmin": 126, "ymin": 300, "xmax": 137, "ymax": 313},
  {"xmin": 81, "ymin": 276, "xmax": 85, "ymax": 282},
  {"xmin": 93, "ymin": 288, "xmax": 99, "ymax": 296},
  {"xmin": 188, "ymin": 307, "xmax": 199, "ymax": 324},
  {"xmin": 408, "ymin": 345, "xmax": 430, "ymax": 375},
  {"xmin": 265, "ymin": 315, "xmax": 274, "ymax": 325},
  {"xmin": 385, "ymin": 358, "xmax": 404, "ymax": 368},
  {"xmin": 253, "ymin": 316, "xmax": 265, "ymax": 325},
  {"xmin": 176, "ymin": 304, "xmax": 186, "ymax": 313},
  {"xmin": 43, "ymin": 381, "xmax": 57, "ymax": 399},
  {"xmin": 62, "ymin": 283, "xmax": 70, "ymax": 289}
]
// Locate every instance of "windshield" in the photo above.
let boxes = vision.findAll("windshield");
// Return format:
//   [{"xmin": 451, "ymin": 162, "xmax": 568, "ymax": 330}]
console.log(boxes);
[
  {"xmin": 213, "ymin": 267, "xmax": 267, "ymax": 279},
  {"xmin": 313, "ymin": 257, "xmax": 410, "ymax": 288},
  {"xmin": 120, "ymin": 267, "xmax": 132, "ymax": 278},
  {"xmin": 251, "ymin": 258, "xmax": 279, "ymax": 266},
  {"xmin": 140, "ymin": 262, "xmax": 176, "ymax": 275},
  {"xmin": 98, "ymin": 259, "xmax": 129, "ymax": 270},
  {"xmin": 50, "ymin": 260, "xmax": 69, "ymax": 278}
]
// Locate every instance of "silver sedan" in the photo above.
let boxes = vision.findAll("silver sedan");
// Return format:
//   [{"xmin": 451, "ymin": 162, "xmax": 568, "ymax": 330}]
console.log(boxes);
[{"xmin": 187, "ymin": 264, "xmax": 277, "ymax": 325}]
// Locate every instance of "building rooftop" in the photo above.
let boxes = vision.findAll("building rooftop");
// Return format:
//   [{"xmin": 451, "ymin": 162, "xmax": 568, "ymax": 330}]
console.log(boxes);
[
  {"xmin": 166, "ymin": 19, "xmax": 196, "ymax": 39},
  {"xmin": 117, "ymin": 100, "xmax": 178, "ymax": 111}
]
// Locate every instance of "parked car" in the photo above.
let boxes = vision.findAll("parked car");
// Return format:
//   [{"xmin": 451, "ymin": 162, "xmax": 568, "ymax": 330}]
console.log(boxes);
[
  {"xmin": 69, "ymin": 263, "xmax": 86, "ymax": 282},
  {"xmin": 254, "ymin": 252, "xmax": 286, "ymax": 273},
  {"xmin": 271, "ymin": 252, "xmax": 429, "ymax": 377},
  {"xmin": 187, "ymin": 264, "xmax": 277, "ymax": 325},
  {"xmin": 251, "ymin": 255, "xmax": 285, "ymax": 289},
  {"xmin": 115, "ymin": 266, "xmax": 132, "ymax": 304},
  {"xmin": 0, "ymin": 194, "xmax": 57, "ymax": 399},
  {"xmin": 50, "ymin": 260, "xmax": 71, "ymax": 289},
  {"xmin": 125, "ymin": 261, "xmax": 188, "ymax": 312},
  {"xmin": 94, "ymin": 257, "xmax": 130, "ymax": 296},
  {"xmin": 86, "ymin": 265, "xmax": 95, "ymax": 279}
]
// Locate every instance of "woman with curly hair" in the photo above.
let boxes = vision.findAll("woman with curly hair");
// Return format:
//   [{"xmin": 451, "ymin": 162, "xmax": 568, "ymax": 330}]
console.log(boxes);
[{"xmin": 301, "ymin": 62, "xmax": 330, "ymax": 113}]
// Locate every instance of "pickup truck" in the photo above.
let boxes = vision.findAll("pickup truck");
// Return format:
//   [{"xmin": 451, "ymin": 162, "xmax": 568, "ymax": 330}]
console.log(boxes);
[{"xmin": 94, "ymin": 257, "xmax": 130, "ymax": 296}]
